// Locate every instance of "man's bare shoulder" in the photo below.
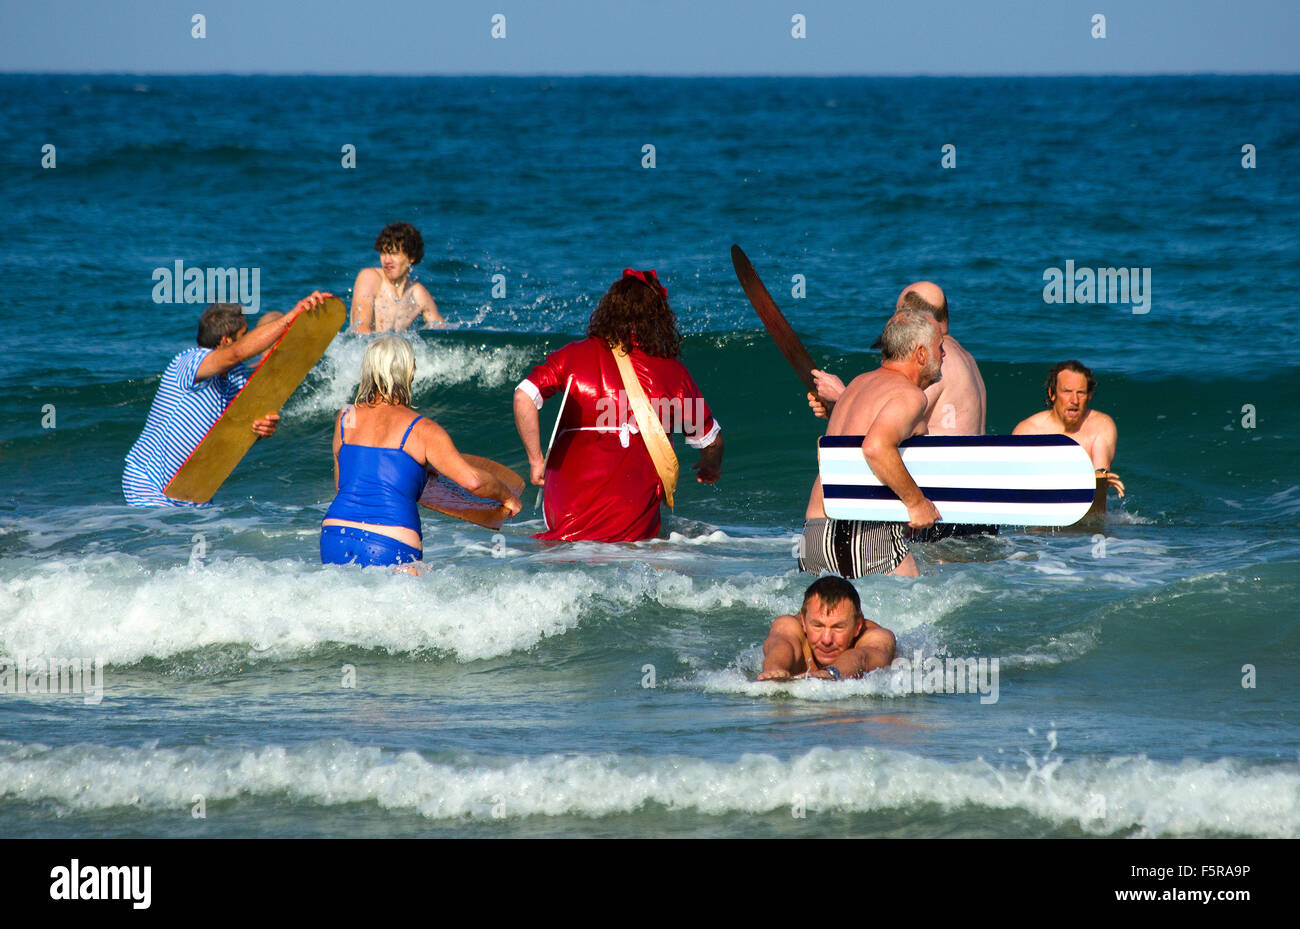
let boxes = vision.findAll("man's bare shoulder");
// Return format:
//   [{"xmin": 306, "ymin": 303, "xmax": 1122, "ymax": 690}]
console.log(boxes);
[
  {"xmin": 354, "ymin": 267, "xmax": 382, "ymax": 291},
  {"xmin": 767, "ymin": 614, "xmax": 803, "ymax": 638},
  {"xmin": 1079, "ymin": 408, "xmax": 1117, "ymax": 437},
  {"xmin": 838, "ymin": 372, "xmax": 923, "ymax": 425},
  {"xmin": 856, "ymin": 623, "xmax": 896, "ymax": 652},
  {"xmin": 944, "ymin": 334, "xmax": 975, "ymax": 360},
  {"xmin": 841, "ymin": 370, "xmax": 878, "ymax": 396},
  {"xmin": 889, "ymin": 378, "xmax": 929, "ymax": 415},
  {"xmin": 942, "ymin": 336, "xmax": 982, "ymax": 381},
  {"xmin": 1013, "ymin": 410, "xmax": 1056, "ymax": 434},
  {"xmin": 851, "ymin": 368, "xmax": 924, "ymax": 402}
]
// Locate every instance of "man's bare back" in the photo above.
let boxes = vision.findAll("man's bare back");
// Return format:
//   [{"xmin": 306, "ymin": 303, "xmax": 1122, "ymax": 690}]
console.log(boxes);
[
  {"xmin": 807, "ymin": 279, "xmax": 986, "ymax": 436},
  {"xmin": 806, "ymin": 367, "xmax": 928, "ymax": 519},
  {"xmin": 924, "ymin": 334, "xmax": 986, "ymax": 435}
]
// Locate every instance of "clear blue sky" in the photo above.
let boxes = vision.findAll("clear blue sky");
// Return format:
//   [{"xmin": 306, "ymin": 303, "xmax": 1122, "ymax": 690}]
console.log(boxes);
[{"xmin": 2, "ymin": 0, "xmax": 1295, "ymax": 75}]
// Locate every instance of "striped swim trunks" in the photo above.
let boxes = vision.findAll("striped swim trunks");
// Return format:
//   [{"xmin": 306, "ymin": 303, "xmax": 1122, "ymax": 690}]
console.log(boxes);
[{"xmin": 797, "ymin": 517, "xmax": 910, "ymax": 578}]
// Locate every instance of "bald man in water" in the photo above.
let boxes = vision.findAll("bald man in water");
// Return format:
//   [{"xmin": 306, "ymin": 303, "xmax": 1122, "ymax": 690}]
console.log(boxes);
[
  {"xmin": 799, "ymin": 310, "xmax": 944, "ymax": 578},
  {"xmin": 809, "ymin": 282, "xmax": 992, "ymax": 541},
  {"xmin": 808, "ymin": 282, "xmax": 987, "ymax": 435}
]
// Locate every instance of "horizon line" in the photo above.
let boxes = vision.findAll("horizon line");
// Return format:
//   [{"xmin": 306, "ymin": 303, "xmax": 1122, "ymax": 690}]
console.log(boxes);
[{"xmin": 5, "ymin": 70, "xmax": 1298, "ymax": 79}]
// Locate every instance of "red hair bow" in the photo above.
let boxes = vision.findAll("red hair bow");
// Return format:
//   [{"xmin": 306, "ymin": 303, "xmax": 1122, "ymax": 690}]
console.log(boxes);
[{"xmin": 622, "ymin": 268, "xmax": 668, "ymax": 301}]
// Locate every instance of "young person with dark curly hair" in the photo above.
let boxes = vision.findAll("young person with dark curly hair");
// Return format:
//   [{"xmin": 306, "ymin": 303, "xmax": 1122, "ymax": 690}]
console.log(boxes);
[
  {"xmin": 512, "ymin": 269, "xmax": 724, "ymax": 542},
  {"xmin": 350, "ymin": 222, "xmax": 444, "ymax": 332}
]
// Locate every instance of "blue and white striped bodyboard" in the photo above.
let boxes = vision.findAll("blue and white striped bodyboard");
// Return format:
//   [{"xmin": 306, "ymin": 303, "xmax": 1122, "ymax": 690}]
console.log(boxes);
[{"xmin": 819, "ymin": 434, "xmax": 1097, "ymax": 527}]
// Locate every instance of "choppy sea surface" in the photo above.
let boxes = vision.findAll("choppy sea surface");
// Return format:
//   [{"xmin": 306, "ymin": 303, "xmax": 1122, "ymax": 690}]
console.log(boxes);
[{"xmin": 1, "ymin": 75, "xmax": 1297, "ymax": 837}]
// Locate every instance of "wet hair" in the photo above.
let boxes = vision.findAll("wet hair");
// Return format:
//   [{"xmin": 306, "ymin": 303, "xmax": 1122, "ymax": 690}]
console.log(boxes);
[
  {"xmin": 1045, "ymin": 360, "xmax": 1097, "ymax": 406},
  {"xmin": 355, "ymin": 335, "xmax": 416, "ymax": 407},
  {"xmin": 374, "ymin": 222, "xmax": 424, "ymax": 265},
  {"xmin": 800, "ymin": 576, "xmax": 864, "ymax": 621},
  {"xmin": 587, "ymin": 274, "xmax": 683, "ymax": 359},
  {"xmin": 899, "ymin": 289, "xmax": 949, "ymax": 327},
  {"xmin": 878, "ymin": 308, "xmax": 937, "ymax": 362},
  {"xmin": 197, "ymin": 303, "xmax": 247, "ymax": 348}
]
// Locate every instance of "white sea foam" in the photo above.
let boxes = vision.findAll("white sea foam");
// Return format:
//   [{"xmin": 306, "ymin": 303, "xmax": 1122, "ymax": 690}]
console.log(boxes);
[
  {"xmin": 1105, "ymin": 509, "xmax": 1155, "ymax": 525},
  {"xmin": 1029, "ymin": 557, "xmax": 1081, "ymax": 578},
  {"xmin": 0, "ymin": 555, "xmax": 596, "ymax": 664},
  {"xmin": 1, "ymin": 738, "xmax": 1294, "ymax": 837},
  {"xmin": 0, "ymin": 554, "xmax": 800, "ymax": 666},
  {"xmin": 286, "ymin": 334, "xmax": 532, "ymax": 420},
  {"xmin": 692, "ymin": 666, "xmax": 907, "ymax": 700},
  {"xmin": 660, "ymin": 530, "xmax": 794, "ymax": 549}
]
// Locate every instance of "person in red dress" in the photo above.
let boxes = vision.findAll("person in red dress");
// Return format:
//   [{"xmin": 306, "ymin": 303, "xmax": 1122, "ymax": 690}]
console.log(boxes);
[{"xmin": 512, "ymin": 270, "xmax": 724, "ymax": 542}]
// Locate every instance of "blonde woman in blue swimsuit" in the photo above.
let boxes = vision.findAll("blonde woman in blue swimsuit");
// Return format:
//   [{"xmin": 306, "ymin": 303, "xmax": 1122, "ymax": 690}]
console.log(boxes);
[{"xmin": 321, "ymin": 335, "xmax": 521, "ymax": 567}]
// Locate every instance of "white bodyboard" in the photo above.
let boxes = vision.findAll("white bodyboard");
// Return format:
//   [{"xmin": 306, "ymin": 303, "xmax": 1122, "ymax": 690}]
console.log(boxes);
[{"xmin": 819, "ymin": 434, "xmax": 1096, "ymax": 527}]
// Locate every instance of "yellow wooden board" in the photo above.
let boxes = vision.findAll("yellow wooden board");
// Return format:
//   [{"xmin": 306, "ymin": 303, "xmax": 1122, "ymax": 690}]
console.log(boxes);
[
  {"xmin": 420, "ymin": 454, "xmax": 525, "ymax": 530},
  {"xmin": 164, "ymin": 297, "xmax": 346, "ymax": 503}
]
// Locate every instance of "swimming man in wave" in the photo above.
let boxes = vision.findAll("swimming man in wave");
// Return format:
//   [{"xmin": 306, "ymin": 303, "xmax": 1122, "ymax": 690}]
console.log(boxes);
[{"xmin": 758, "ymin": 576, "xmax": 896, "ymax": 681}]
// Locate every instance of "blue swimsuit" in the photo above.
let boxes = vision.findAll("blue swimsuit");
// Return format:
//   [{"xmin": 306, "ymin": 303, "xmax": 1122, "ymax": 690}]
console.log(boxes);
[{"xmin": 321, "ymin": 412, "xmax": 427, "ymax": 567}]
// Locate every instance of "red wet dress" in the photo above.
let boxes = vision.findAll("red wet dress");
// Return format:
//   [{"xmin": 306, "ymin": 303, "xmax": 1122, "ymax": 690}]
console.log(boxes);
[{"xmin": 517, "ymin": 336, "xmax": 720, "ymax": 542}]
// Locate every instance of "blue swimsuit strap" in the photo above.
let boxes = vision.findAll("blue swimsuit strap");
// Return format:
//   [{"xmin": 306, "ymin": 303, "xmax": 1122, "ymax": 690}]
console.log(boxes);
[
  {"xmin": 399, "ymin": 415, "xmax": 422, "ymax": 450},
  {"xmin": 339, "ymin": 408, "xmax": 422, "ymax": 451}
]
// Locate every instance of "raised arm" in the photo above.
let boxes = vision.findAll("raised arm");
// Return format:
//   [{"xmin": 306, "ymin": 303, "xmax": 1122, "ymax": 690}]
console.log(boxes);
[
  {"xmin": 350, "ymin": 269, "xmax": 378, "ymax": 333},
  {"xmin": 862, "ymin": 390, "xmax": 940, "ymax": 529},
  {"xmin": 807, "ymin": 369, "xmax": 844, "ymax": 419},
  {"xmin": 194, "ymin": 290, "xmax": 328, "ymax": 382}
]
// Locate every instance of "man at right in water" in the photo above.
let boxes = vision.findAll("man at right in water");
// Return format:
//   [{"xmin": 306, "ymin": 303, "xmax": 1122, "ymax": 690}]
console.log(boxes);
[
  {"xmin": 1013, "ymin": 360, "xmax": 1125, "ymax": 498},
  {"xmin": 799, "ymin": 309, "xmax": 943, "ymax": 578}
]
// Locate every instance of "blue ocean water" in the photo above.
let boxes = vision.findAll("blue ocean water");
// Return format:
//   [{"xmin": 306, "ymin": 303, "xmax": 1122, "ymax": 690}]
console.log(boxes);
[{"xmin": 1, "ymin": 75, "xmax": 1298, "ymax": 837}]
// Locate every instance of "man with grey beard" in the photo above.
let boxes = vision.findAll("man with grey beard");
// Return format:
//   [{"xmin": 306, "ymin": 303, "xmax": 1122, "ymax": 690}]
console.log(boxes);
[
  {"xmin": 799, "ymin": 310, "xmax": 944, "ymax": 578},
  {"xmin": 807, "ymin": 281, "xmax": 986, "ymax": 434},
  {"xmin": 809, "ymin": 281, "xmax": 992, "ymax": 541}
]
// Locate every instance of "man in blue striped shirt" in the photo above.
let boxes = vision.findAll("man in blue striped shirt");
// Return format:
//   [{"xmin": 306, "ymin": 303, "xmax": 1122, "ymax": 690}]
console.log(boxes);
[{"xmin": 123, "ymin": 294, "xmax": 326, "ymax": 506}]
